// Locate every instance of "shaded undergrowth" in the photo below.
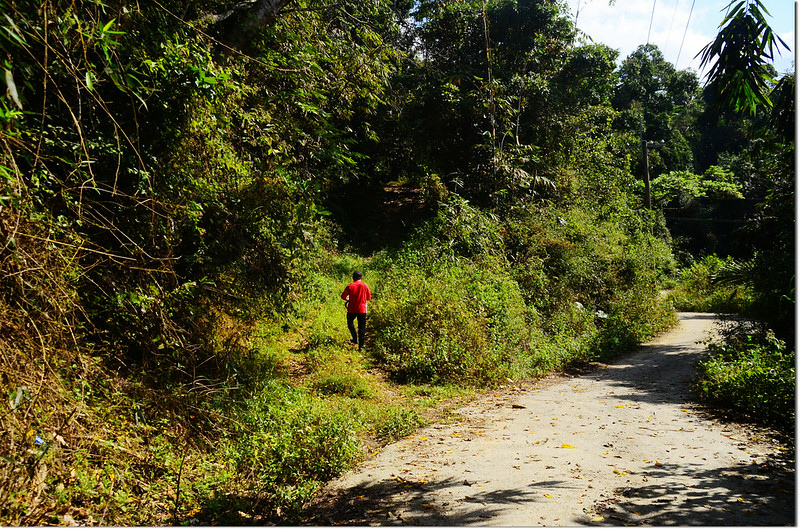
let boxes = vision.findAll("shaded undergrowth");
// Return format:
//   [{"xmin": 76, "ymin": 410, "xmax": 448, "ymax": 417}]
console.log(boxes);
[
  {"xmin": 695, "ymin": 321, "xmax": 795, "ymax": 436},
  {"xmin": 1, "ymin": 195, "xmax": 679, "ymax": 525}
]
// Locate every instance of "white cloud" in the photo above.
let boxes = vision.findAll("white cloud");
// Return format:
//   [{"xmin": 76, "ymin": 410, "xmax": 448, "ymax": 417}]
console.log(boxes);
[{"xmin": 566, "ymin": 0, "xmax": 795, "ymax": 77}]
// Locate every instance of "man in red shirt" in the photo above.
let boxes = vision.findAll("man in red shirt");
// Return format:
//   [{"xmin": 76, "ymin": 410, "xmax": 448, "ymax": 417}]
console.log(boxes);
[{"xmin": 341, "ymin": 271, "xmax": 371, "ymax": 351}]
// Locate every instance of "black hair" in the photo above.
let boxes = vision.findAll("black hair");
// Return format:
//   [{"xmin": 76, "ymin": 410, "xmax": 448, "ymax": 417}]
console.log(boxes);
[{"xmin": 352, "ymin": 271, "xmax": 362, "ymax": 280}]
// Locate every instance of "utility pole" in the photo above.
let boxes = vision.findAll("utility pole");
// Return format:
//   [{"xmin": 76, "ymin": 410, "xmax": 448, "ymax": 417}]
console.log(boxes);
[
  {"xmin": 641, "ymin": 132, "xmax": 652, "ymax": 209},
  {"xmin": 639, "ymin": 109, "xmax": 661, "ymax": 210},
  {"xmin": 641, "ymin": 135, "xmax": 665, "ymax": 210}
]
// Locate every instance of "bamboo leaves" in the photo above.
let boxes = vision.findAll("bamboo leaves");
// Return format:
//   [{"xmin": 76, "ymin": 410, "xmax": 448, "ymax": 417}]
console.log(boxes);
[{"xmin": 697, "ymin": 0, "xmax": 790, "ymax": 116}]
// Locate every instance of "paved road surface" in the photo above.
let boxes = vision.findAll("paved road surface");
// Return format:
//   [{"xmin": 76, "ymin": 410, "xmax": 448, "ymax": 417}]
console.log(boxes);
[{"xmin": 305, "ymin": 313, "xmax": 795, "ymax": 526}]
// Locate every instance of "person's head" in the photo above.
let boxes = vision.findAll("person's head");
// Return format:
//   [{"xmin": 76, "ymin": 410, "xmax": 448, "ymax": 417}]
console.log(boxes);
[{"xmin": 352, "ymin": 271, "xmax": 362, "ymax": 281}]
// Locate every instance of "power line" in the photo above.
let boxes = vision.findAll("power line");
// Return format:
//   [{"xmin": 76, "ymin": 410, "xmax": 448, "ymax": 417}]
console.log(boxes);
[
  {"xmin": 647, "ymin": 0, "xmax": 658, "ymax": 43},
  {"xmin": 664, "ymin": 0, "xmax": 680, "ymax": 51},
  {"xmin": 675, "ymin": 0, "xmax": 696, "ymax": 68}
]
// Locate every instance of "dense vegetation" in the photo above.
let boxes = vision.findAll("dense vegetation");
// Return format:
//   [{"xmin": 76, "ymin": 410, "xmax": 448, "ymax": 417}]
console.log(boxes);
[{"xmin": 0, "ymin": 0, "xmax": 793, "ymax": 524}]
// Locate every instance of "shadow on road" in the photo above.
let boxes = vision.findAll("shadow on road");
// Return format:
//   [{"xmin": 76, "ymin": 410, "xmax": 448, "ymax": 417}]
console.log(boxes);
[
  {"xmin": 303, "ymin": 475, "xmax": 570, "ymax": 526},
  {"xmin": 588, "ymin": 460, "xmax": 795, "ymax": 526},
  {"xmin": 305, "ymin": 456, "xmax": 795, "ymax": 526}
]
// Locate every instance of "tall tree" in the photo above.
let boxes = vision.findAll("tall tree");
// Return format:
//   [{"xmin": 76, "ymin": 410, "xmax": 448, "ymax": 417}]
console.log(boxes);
[
  {"xmin": 379, "ymin": 0, "xmax": 575, "ymax": 205},
  {"xmin": 613, "ymin": 44, "xmax": 700, "ymax": 178}
]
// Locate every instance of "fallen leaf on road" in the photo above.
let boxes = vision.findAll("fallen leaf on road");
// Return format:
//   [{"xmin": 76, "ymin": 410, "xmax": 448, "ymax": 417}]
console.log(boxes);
[
  {"xmin": 615, "ymin": 405, "xmax": 624, "ymax": 408},
  {"xmin": 591, "ymin": 516, "xmax": 605, "ymax": 522},
  {"xmin": 681, "ymin": 408, "xmax": 690, "ymax": 413},
  {"xmin": 544, "ymin": 494, "xmax": 553, "ymax": 498}
]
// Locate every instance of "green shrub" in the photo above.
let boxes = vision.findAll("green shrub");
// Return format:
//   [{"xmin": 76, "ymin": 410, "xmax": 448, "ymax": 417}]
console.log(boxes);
[
  {"xmin": 370, "ymin": 254, "xmax": 533, "ymax": 386},
  {"xmin": 369, "ymin": 198, "xmax": 676, "ymax": 385},
  {"xmin": 375, "ymin": 407, "xmax": 427, "ymax": 442},
  {"xmin": 696, "ymin": 328, "xmax": 795, "ymax": 433},
  {"xmin": 668, "ymin": 254, "xmax": 753, "ymax": 313},
  {"xmin": 366, "ymin": 199, "xmax": 538, "ymax": 386},
  {"xmin": 504, "ymin": 203, "xmax": 675, "ymax": 360},
  {"xmin": 312, "ymin": 372, "xmax": 374, "ymax": 399},
  {"xmin": 595, "ymin": 282, "xmax": 677, "ymax": 357},
  {"xmin": 210, "ymin": 381, "xmax": 361, "ymax": 521}
]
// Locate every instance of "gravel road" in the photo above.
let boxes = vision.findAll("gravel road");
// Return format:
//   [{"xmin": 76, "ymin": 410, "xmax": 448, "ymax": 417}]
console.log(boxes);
[{"xmin": 304, "ymin": 313, "xmax": 795, "ymax": 526}]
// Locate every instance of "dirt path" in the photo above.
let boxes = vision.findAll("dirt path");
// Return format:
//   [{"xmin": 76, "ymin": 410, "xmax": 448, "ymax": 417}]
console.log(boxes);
[{"xmin": 304, "ymin": 313, "xmax": 795, "ymax": 526}]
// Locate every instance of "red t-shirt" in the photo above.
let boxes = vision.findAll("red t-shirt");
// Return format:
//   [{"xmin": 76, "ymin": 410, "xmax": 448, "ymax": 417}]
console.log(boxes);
[{"xmin": 341, "ymin": 280, "xmax": 371, "ymax": 313}]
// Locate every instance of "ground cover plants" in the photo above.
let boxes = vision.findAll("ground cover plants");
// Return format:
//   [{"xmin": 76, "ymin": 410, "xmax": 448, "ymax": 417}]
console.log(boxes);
[
  {"xmin": 0, "ymin": 212, "xmax": 677, "ymax": 525},
  {"xmin": 667, "ymin": 254, "xmax": 754, "ymax": 314},
  {"xmin": 695, "ymin": 323, "xmax": 795, "ymax": 435},
  {"xmin": 1, "ymin": 0, "xmax": 792, "ymax": 524},
  {"xmin": 0, "ymin": 248, "xmax": 466, "ymax": 525}
]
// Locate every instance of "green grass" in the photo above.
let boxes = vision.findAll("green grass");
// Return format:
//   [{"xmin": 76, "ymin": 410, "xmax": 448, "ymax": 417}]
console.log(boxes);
[{"xmin": 666, "ymin": 254, "xmax": 754, "ymax": 313}]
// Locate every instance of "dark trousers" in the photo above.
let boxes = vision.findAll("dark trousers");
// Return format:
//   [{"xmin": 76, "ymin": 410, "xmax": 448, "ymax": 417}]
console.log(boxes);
[{"xmin": 347, "ymin": 312, "xmax": 367, "ymax": 349}]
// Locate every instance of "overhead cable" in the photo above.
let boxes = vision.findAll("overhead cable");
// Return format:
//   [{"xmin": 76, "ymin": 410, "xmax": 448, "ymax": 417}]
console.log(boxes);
[
  {"xmin": 647, "ymin": 0, "xmax": 658, "ymax": 43},
  {"xmin": 675, "ymin": 0, "xmax": 696, "ymax": 68},
  {"xmin": 665, "ymin": 0, "xmax": 680, "ymax": 51}
]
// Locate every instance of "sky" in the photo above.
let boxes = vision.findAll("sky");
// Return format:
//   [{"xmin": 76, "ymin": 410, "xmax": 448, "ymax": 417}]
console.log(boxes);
[{"xmin": 564, "ymin": 0, "xmax": 796, "ymax": 79}]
